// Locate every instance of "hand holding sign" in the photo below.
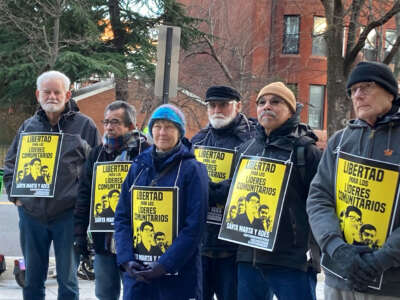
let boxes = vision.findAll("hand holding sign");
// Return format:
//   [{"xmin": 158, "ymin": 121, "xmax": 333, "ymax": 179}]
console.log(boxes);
[
  {"xmin": 331, "ymin": 244, "xmax": 374, "ymax": 288},
  {"xmin": 360, "ymin": 251, "xmax": 388, "ymax": 277},
  {"xmin": 136, "ymin": 262, "xmax": 167, "ymax": 281},
  {"xmin": 123, "ymin": 261, "xmax": 150, "ymax": 282}
]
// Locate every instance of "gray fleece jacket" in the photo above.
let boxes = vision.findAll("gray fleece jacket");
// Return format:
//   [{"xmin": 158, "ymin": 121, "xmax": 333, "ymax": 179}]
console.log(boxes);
[{"xmin": 307, "ymin": 108, "xmax": 400, "ymax": 297}]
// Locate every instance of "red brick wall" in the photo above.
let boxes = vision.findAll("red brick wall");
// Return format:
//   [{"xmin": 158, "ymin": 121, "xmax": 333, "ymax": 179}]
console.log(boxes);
[
  {"xmin": 76, "ymin": 80, "xmax": 209, "ymax": 139},
  {"xmin": 76, "ymin": 88, "xmax": 116, "ymax": 136}
]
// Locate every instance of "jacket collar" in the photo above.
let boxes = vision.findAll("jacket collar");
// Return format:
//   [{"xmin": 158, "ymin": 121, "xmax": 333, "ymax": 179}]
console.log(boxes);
[
  {"xmin": 139, "ymin": 137, "xmax": 194, "ymax": 170},
  {"xmin": 37, "ymin": 98, "xmax": 79, "ymax": 124}
]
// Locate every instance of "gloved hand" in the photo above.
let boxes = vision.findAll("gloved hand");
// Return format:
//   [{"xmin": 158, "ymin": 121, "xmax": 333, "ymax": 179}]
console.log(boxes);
[
  {"xmin": 135, "ymin": 262, "xmax": 167, "ymax": 281},
  {"xmin": 360, "ymin": 251, "xmax": 389, "ymax": 277},
  {"xmin": 331, "ymin": 244, "xmax": 374, "ymax": 289},
  {"xmin": 73, "ymin": 236, "xmax": 89, "ymax": 257},
  {"xmin": 122, "ymin": 261, "xmax": 150, "ymax": 282}
]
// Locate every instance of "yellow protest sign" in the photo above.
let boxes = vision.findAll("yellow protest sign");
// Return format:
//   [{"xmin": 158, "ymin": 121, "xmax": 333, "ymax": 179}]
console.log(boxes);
[
  {"xmin": 194, "ymin": 145, "xmax": 236, "ymax": 224},
  {"xmin": 322, "ymin": 151, "xmax": 400, "ymax": 290},
  {"xmin": 89, "ymin": 162, "xmax": 131, "ymax": 232},
  {"xmin": 336, "ymin": 152, "xmax": 399, "ymax": 249},
  {"xmin": 219, "ymin": 155, "xmax": 292, "ymax": 251},
  {"xmin": 11, "ymin": 133, "xmax": 62, "ymax": 197},
  {"xmin": 132, "ymin": 186, "xmax": 178, "ymax": 264}
]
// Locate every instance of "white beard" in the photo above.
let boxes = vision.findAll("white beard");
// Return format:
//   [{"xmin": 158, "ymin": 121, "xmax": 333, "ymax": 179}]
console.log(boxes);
[
  {"xmin": 209, "ymin": 113, "xmax": 236, "ymax": 129},
  {"xmin": 39, "ymin": 99, "xmax": 65, "ymax": 113}
]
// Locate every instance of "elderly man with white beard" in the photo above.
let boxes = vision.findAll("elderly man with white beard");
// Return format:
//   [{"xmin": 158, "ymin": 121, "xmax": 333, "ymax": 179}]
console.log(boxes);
[
  {"xmin": 4, "ymin": 70, "xmax": 100, "ymax": 300},
  {"xmin": 191, "ymin": 85, "xmax": 257, "ymax": 300}
]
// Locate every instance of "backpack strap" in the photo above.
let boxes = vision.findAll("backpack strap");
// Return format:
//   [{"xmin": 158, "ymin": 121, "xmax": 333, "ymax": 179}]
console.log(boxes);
[{"xmin": 296, "ymin": 144, "xmax": 306, "ymax": 184}]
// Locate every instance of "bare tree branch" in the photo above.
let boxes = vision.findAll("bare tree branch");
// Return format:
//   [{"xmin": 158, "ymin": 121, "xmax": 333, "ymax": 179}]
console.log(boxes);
[
  {"xmin": 203, "ymin": 35, "xmax": 235, "ymax": 86},
  {"xmin": 345, "ymin": 1, "xmax": 400, "ymax": 69}
]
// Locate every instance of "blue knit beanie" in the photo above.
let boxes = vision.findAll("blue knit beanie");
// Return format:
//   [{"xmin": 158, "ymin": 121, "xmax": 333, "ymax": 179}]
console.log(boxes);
[{"xmin": 148, "ymin": 104, "xmax": 186, "ymax": 138}]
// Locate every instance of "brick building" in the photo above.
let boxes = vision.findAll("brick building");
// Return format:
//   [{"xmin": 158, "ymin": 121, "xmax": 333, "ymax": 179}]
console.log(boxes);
[
  {"xmin": 179, "ymin": 0, "xmax": 398, "ymax": 147},
  {"xmin": 75, "ymin": 79, "xmax": 209, "ymax": 138},
  {"xmin": 76, "ymin": 0, "xmax": 398, "ymax": 146}
]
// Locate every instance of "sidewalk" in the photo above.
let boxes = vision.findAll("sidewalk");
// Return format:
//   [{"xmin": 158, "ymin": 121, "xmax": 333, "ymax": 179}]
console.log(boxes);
[
  {"xmin": 0, "ymin": 278, "xmax": 97, "ymax": 300},
  {"xmin": 0, "ymin": 255, "xmax": 325, "ymax": 299},
  {"xmin": 0, "ymin": 256, "xmax": 97, "ymax": 300}
]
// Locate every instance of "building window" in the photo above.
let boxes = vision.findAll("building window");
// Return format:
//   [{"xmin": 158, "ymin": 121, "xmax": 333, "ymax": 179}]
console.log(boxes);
[
  {"xmin": 308, "ymin": 85, "xmax": 325, "ymax": 129},
  {"xmin": 286, "ymin": 83, "xmax": 298, "ymax": 98},
  {"xmin": 362, "ymin": 28, "xmax": 377, "ymax": 61},
  {"xmin": 283, "ymin": 15, "xmax": 300, "ymax": 54},
  {"xmin": 385, "ymin": 30, "xmax": 396, "ymax": 59},
  {"xmin": 312, "ymin": 16, "xmax": 327, "ymax": 56}
]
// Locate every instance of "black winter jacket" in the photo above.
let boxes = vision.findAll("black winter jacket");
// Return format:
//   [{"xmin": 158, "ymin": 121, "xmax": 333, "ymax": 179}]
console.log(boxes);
[
  {"xmin": 74, "ymin": 133, "xmax": 150, "ymax": 254},
  {"xmin": 191, "ymin": 114, "xmax": 257, "ymax": 254},
  {"xmin": 225, "ymin": 105, "xmax": 322, "ymax": 271},
  {"xmin": 4, "ymin": 100, "xmax": 100, "ymax": 222}
]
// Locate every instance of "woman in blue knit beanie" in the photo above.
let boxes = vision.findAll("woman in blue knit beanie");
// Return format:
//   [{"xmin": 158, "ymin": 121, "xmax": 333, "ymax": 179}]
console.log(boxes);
[{"xmin": 115, "ymin": 103, "xmax": 209, "ymax": 299}]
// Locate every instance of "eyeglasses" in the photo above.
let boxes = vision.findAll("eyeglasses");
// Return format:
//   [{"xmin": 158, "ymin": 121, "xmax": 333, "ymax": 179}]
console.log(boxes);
[
  {"xmin": 347, "ymin": 215, "xmax": 361, "ymax": 223},
  {"xmin": 101, "ymin": 119, "xmax": 122, "ymax": 126},
  {"xmin": 348, "ymin": 82, "xmax": 376, "ymax": 97},
  {"xmin": 248, "ymin": 198, "xmax": 260, "ymax": 204},
  {"xmin": 257, "ymin": 96, "xmax": 285, "ymax": 107}
]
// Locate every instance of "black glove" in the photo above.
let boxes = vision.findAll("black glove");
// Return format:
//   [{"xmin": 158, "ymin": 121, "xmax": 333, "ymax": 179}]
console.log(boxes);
[
  {"xmin": 122, "ymin": 261, "xmax": 150, "ymax": 282},
  {"xmin": 360, "ymin": 251, "xmax": 387, "ymax": 277},
  {"xmin": 135, "ymin": 262, "xmax": 167, "ymax": 281},
  {"xmin": 331, "ymin": 244, "xmax": 374, "ymax": 289},
  {"xmin": 73, "ymin": 236, "xmax": 89, "ymax": 257}
]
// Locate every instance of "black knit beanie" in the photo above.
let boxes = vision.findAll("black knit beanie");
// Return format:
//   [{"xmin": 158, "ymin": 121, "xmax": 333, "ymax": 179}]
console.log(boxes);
[{"xmin": 346, "ymin": 61, "xmax": 398, "ymax": 97}]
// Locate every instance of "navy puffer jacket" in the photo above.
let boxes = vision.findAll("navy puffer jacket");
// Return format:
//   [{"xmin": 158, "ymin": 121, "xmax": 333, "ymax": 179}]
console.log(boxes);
[{"xmin": 115, "ymin": 138, "xmax": 208, "ymax": 300}]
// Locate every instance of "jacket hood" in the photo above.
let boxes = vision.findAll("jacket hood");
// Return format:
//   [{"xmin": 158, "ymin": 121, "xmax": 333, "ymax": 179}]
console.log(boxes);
[
  {"xmin": 202, "ymin": 113, "xmax": 256, "ymax": 136},
  {"xmin": 346, "ymin": 106, "xmax": 400, "ymax": 157},
  {"xmin": 135, "ymin": 137, "xmax": 195, "ymax": 169},
  {"xmin": 37, "ymin": 98, "xmax": 80, "ymax": 122},
  {"xmin": 348, "ymin": 103, "xmax": 400, "ymax": 128},
  {"xmin": 192, "ymin": 113, "xmax": 257, "ymax": 147}
]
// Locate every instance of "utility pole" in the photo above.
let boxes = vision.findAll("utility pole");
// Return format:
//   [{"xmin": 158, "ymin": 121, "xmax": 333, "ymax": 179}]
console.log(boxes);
[{"xmin": 154, "ymin": 26, "xmax": 181, "ymax": 103}]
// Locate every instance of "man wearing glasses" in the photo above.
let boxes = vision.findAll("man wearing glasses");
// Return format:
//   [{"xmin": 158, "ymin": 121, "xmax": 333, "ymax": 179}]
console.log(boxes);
[
  {"xmin": 74, "ymin": 100, "xmax": 150, "ymax": 300},
  {"xmin": 226, "ymin": 81, "xmax": 322, "ymax": 300},
  {"xmin": 308, "ymin": 61, "xmax": 400, "ymax": 299},
  {"xmin": 234, "ymin": 192, "xmax": 261, "ymax": 226},
  {"xmin": 342, "ymin": 206, "xmax": 363, "ymax": 245},
  {"xmin": 212, "ymin": 82, "xmax": 322, "ymax": 300}
]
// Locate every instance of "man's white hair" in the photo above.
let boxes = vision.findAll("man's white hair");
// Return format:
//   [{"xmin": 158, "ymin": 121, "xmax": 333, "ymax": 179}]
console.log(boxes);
[{"xmin": 36, "ymin": 70, "xmax": 71, "ymax": 91}]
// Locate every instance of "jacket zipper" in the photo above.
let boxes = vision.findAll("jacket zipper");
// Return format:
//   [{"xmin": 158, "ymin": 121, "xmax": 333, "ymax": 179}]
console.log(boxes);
[
  {"xmin": 289, "ymin": 207, "xmax": 297, "ymax": 246},
  {"xmin": 368, "ymin": 129, "xmax": 375, "ymax": 158}
]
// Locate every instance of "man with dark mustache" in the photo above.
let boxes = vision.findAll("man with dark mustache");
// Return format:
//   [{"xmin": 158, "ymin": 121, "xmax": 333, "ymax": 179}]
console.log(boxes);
[{"xmin": 216, "ymin": 82, "xmax": 322, "ymax": 300}]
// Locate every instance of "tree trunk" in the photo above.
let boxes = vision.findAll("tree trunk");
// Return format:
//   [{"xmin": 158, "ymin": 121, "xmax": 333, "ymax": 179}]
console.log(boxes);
[
  {"xmin": 324, "ymin": 0, "xmax": 351, "ymax": 137},
  {"xmin": 115, "ymin": 77, "xmax": 129, "ymax": 102},
  {"xmin": 394, "ymin": 13, "xmax": 400, "ymax": 77}
]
